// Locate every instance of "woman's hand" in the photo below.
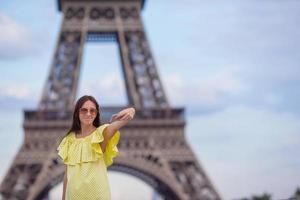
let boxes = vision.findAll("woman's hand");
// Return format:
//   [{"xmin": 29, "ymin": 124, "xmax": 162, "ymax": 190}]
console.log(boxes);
[{"xmin": 110, "ymin": 107, "xmax": 135, "ymax": 122}]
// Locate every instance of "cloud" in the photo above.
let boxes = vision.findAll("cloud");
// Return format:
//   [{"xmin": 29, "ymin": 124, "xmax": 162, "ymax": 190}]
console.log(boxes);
[
  {"xmin": 109, "ymin": 172, "xmax": 154, "ymax": 200},
  {"xmin": 163, "ymin": 69, "xmax": 246, "ymax": 112},
  {"xmin": 78, "ymin": 73, "xmax": 127, "ymax": 105},
  {"xmin": 149, "ymin": 0, "xmax": 300, "ymax": 116},
  {"xmin": 186, "ymin": 105, "xmax": 300, "ymax": 199},
  {"xmin": 0, "ymin": 84, "xmax": 38, "ymax": 111},
  {"xmin": 0, "ymin": 13, "xmax": 40, "ymax": 59},
  {"xmin": 0, "ymin": 85, "xmax": 31, "ymax": 99}
]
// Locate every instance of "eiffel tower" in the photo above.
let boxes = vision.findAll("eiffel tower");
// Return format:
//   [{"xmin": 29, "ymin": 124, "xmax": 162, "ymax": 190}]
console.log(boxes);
[{"xmin": 0, "ymin": 0, "xmax": 221, "ymax": 199}]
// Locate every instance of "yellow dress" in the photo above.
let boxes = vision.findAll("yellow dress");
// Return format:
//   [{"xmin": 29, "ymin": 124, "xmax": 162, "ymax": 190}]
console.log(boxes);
[{"xmin": 57, "ymin": 124, "xmax": 120, "ymax": 200}]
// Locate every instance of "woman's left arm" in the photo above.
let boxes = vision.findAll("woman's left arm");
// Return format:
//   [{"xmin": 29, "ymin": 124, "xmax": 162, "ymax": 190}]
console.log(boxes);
[{"xmin": 100, "ymin": 107, "xmax": 135, "ymax": 151}]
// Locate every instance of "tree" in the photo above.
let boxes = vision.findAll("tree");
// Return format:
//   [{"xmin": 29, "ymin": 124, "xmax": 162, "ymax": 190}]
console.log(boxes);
[
  {"xmin": 252, "ymin": 193, "xmax": 272, "ymax": 200},
  {"xmin": 293, "ymin": 187, "xmax": 300, "ymax": 200},
  {"xmin": 236, "ymin": 193, "xmax": 272, "ymax": 200}
]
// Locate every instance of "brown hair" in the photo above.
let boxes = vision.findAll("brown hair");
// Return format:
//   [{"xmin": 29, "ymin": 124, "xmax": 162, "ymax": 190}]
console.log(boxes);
[{"xmin": 66, "ymin": 95, "xmax": 101, "ymax": 136}]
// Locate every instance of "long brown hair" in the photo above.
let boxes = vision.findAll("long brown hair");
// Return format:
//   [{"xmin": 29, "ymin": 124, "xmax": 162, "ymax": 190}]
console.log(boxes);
[{"xmin": 66, "ymin": 95, "xmax": 101, "ymax": 136}]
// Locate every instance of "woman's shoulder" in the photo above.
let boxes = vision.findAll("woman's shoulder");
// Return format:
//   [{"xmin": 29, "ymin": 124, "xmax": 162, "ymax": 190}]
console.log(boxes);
[
  {"xmin": 97, "ymin": 123, "xmax": 109, "ymax": 129},
  {"xmin": 95, "ymin": 123, "xmax": 110, "ymax": 133},
  {"xmin": 59, "ymin": 132, "xmax": 75, "ymax": 144},
  {"xmin": 65, "ymin": 131, "xmax": 75, "ymax": 139}
]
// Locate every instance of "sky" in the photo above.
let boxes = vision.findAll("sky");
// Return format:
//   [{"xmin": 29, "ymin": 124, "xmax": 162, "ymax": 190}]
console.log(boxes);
[{"xmin": 0, "ymin": 0, "xmax": 300, "ymax": 199}]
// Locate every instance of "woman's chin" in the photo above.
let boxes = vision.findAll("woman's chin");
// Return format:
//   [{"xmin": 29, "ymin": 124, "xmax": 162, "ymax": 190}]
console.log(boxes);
[{"xmin": 81, "ymin": 120, "xmax": 93, "ymax": 126}]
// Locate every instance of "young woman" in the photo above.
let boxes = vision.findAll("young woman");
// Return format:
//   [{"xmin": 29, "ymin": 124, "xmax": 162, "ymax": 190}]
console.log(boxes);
[{"xmin": 57, "ymin": 95, "xmax": 135, "ymax": 200}]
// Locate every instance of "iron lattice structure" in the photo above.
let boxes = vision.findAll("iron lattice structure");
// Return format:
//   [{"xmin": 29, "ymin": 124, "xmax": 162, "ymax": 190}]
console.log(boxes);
[{"xmin": 0, "ymin": 0, "xmax": 221, "ymax": 199}]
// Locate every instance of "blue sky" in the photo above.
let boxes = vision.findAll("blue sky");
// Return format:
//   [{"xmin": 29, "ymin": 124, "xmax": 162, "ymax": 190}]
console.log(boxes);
[{"xmin": 1, "ymin": 0, "xmax": 300, "ymax": 199}]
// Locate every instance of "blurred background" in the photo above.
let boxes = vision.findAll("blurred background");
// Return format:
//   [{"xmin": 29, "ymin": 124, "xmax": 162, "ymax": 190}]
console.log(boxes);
[{"xmin": 0, "ymin": 0, "xmax": 299, "ymax": 199}]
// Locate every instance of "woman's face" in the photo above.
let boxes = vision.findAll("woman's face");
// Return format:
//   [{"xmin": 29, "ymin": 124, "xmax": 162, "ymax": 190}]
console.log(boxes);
[{"xmin": 79, "ymin": 100, "xmax": 97, "ymax": 126}]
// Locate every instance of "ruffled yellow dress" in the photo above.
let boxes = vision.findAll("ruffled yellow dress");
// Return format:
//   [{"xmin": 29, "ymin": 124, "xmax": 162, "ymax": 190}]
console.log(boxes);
[{"xmin": 56, "ymin": 124, "xmax": 120, "ymax": 200}]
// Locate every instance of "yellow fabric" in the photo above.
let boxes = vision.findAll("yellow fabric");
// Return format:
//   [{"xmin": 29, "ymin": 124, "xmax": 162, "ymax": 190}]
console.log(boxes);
[{"xmin": 57, "ymin": 124, "xmax": 120, "ymax": 200}]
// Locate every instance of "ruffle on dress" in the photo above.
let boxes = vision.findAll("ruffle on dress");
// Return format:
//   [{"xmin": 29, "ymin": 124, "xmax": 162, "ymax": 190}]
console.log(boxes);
[{"xmin": 57, "ymin": 124, "xmax": 120, "ymax": 167}]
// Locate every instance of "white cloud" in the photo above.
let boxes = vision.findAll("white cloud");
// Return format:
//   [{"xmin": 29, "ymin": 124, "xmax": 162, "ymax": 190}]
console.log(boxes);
[
  {"xmin": 263, "ymin": 93, "xmax": 282, "ymax": 106},
  {"xmin": 186, "ymin": 105, "xmax": 300, "ymax": 199},
  {"xmin": 0, "ymin": 84, "xmax": 31, "ymax": 99},
  {"xmin": 211, "ymin": 70, "xmax": 243, "ymax": 95},
  {"xmin": 0, "ymin": 13, "xmax": 36, "ymax": 59},
  {"xmin": 78, "ymin": 73, "xmax": 127, "ymax": 105},
  {"xmin": 109, "ymin": 172, "xmax": 154, "ymax": 200},
  {"xmin": 163, "ymin": 69, "xmax": 246, "ymax": 108},
  {"xmin": 48, "ymin": 183, "xmax": 63, "ymax": 199},
  {"xmin": 78, "ymin": 63, "xmax": 244, "ymax": 110}
]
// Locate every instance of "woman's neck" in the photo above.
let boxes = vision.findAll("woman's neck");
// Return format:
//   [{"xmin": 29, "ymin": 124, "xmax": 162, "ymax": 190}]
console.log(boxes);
[{"xmin": 80, "ymin": 124, "xmax": 96, "ymax": 135}]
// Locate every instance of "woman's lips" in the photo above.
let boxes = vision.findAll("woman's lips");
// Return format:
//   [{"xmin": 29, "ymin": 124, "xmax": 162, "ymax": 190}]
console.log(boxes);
[{"xmin": 84, "ymin": 118, "xmax": 93, "ymax": 120}]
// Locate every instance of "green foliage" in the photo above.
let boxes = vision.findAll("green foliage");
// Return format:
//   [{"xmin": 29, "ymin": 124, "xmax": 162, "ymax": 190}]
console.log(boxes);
[
  {"xmin": 251, "ymin": 193, "xmax": 272, "ymax": 200},
  {"xmin": 294, "ymin": 187, "xmax": 300, "ymax": 199},
  {"xmin": 236, "ymin": 192, "xmax": 271, "ymax": 200},
  {"xmin": 235, "ymin": 187, "xmax": 300, "ymax": 200},
  {"xmin": 295, "ymin": 187, "xmax": 300, "ymax": 195}
]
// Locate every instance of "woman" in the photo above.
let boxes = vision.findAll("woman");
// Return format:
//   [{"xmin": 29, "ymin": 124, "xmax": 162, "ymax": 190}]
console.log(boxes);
[{"xmin": 57, "ymin": 95, "xmax": 135, "ymax": 200}]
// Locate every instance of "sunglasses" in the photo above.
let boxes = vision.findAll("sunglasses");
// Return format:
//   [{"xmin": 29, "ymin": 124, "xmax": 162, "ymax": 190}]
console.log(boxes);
[{"xmin": 79, "ymin": 108, "xmax": 97, "ymax": 115}]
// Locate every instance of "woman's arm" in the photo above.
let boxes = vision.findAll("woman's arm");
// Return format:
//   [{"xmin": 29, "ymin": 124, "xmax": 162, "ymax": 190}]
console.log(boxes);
[
  {"xmin": 62, "ymin": 165, "xmax": 67, "ymax": 200},
  {"xmin": 100, "ymin": 107, "xmax": 135, "ymax": 152}
]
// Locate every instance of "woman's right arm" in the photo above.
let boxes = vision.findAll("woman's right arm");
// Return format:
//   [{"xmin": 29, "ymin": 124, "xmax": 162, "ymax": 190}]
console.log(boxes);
[{"xmin": 62, "ymin": 165, "xmax": 67, "ymax": 200}]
